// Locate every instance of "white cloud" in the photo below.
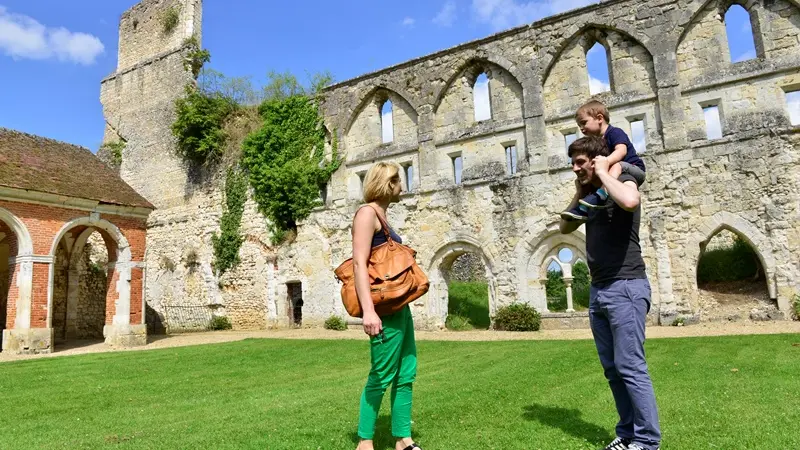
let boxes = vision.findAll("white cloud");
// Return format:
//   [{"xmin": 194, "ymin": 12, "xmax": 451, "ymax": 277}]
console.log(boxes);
[
  {"xmin": 401, "ymin": 17, "xmax": 415, "ymax": 27},
  {"xmin": 588, "ymin": 76, "xmax": 610, "ymax": 95},
  {"xmin": 786, "ymin": 91, "xmax": 800, "ymax": 126},
  {"xmin": 473, "ymin": 76, "xmax": 491, "ymax": 121},
  {"xmin": 0, "ymin": 6, "xmax": 104, "ymax": 65},
  {"xmin": 433, "ymin": 1, "xmax": 457, "ymax": 27},
  {"xmin": 630, "ymin": 120, "xmax": 647, "ymax": 153},
  {"xmin": 703, "ymin": 106, "xmax": 722, "ymax": 140},
  {"xmin": 472, "ymin": 0, "xmax": 597, "ymax": 31}
]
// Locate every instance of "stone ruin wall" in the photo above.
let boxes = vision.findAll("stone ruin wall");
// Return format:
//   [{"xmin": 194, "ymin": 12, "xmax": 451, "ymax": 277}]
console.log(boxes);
[{"xmin": 108, "ymin": 0, "xmax": 800, "ymax": 331}]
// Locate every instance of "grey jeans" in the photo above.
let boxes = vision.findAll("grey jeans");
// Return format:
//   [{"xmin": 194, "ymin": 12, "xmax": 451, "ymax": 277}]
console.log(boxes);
[
  {"xmin": 620, "ymin": 161, "xmax": 646, "ymax": 186},
  {"xmin": 589, "ymin": 278, "xmax": 661, "ymax": 450}
]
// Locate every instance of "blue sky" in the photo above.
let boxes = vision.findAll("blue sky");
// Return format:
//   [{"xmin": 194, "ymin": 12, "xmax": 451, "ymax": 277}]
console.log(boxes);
[{"xmin": 0, "ymin": 0, "xmax": 762, "ymax": 152}]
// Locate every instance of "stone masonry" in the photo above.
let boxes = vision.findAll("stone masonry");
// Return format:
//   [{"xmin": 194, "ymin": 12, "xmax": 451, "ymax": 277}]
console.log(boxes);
[{"xmin": 108, "ymin": 0, "xmax": 800, "ymax": 331}]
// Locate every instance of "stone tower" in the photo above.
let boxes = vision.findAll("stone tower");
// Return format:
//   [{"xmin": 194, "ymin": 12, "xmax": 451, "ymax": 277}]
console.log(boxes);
[{"xmin": 100, "ymin": 0, "xmax": 202, "ymax": 209}]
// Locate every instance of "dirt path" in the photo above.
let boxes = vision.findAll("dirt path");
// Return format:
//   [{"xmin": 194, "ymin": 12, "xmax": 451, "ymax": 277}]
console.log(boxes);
[{"xmin": 2, "ymin": 321, "xmax": 799, "ymax": 363}]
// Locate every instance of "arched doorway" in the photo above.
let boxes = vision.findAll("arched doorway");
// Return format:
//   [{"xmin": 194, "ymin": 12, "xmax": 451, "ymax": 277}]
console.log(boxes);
[
  {"xmin": 52, "ymin": 231, "xmax": 110, "ymax": 344},
  {"xmin": 428, "ymin": 239, "xmax": 496, "ymax": 330},
  {"xmin": 48, "ymin": 217, "xmax": 135, "ymax": 350},
  {"xmin": 696, "ymin": 228, "xmax": 776, "ymax": 321}
]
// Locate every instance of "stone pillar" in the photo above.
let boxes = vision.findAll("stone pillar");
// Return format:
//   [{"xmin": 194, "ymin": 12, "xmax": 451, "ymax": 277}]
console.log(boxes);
[
  {"xmin": 2, "ymin": 255, "xmax": 53, "ymax": 354},
  {"xmin": 103, "ymin": 261, "xmax": 147, "ymax": 347},
  {"xmin": 564, "ymin": 277, "xmax": 575, "ymax": 313}
]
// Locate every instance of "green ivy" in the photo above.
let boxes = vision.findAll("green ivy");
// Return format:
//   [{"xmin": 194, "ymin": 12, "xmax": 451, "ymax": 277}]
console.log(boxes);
[
  {"xmin": 172, "ymin": 85, "xmax": 237, "ymax": 163},
  {"xmin": 212, "ymin": 168, "xmax": 247, "ymax": 275},
  {"xmin": 242, "ymin": 94, "xmax": 340, "ymax": 238}
]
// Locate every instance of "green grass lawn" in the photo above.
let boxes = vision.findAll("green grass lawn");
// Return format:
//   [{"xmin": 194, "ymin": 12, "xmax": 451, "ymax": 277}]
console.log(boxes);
[{"xmin": 2, "ymin": 334, "xmax": 799, "ymax": 449}]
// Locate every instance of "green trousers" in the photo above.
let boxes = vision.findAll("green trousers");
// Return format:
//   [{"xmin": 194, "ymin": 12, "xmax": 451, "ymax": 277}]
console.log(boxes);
[{"xmin": 357, "ymin": 305, "xmax": 417, "ymax": 439}]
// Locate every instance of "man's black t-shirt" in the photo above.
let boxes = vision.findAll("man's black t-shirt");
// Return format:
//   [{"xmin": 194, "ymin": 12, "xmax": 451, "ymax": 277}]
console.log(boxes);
[{"xmin": 585, "ymin": 174, "xmax": 647, "ymax": 284}]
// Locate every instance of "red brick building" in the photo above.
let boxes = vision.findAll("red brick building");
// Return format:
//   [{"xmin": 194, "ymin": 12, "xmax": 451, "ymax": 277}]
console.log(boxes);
[{"xmin": 0, "ymin": 128, "xmax": 153, "ymax": 354}]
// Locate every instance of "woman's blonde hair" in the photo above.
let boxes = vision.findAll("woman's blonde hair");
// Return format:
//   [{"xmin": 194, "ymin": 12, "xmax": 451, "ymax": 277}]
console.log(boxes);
[{"xmin": 363, "ymin": 162, "xmax": 401, "ymax": 203}]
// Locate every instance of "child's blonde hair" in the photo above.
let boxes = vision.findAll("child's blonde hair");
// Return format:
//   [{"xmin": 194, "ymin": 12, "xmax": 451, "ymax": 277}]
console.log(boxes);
[
  {"xmin": 575, "ymin": 100, "xmax": 610, "ymax": 123},
  {"xmin": 363, "ymin": 162, "xmax": 401, "ymax": 203}
]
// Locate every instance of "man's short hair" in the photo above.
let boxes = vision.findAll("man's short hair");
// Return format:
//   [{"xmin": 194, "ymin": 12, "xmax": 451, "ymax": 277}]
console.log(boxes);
[
  {"xmin": 575, "ymin": 100, "xmax": 610, "ymax": 123},
  {"xmin": 568, "ymin": 136, "xmax": 610, "ymax": 159}
]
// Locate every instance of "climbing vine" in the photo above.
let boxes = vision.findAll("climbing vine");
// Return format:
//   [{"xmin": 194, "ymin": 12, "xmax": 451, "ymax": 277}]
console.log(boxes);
[
  {"xmin": 212, "ymin": 168, "xmax": 247, "ymax": 275},
  {"xmin": 242, "ymin": 89, "xmax": 340, "ymax": 239}
]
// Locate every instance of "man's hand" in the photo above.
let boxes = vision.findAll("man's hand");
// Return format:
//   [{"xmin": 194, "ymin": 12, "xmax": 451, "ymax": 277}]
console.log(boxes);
[{"xmin": 593, "ymin": 155, "xmax": 609, "ymax": 176}]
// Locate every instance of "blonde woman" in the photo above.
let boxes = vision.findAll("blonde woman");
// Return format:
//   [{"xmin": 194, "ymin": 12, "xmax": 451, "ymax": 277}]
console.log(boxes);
[{"xmin": 352, "ymin": 162, "xmax": 422, "ymax": 450}]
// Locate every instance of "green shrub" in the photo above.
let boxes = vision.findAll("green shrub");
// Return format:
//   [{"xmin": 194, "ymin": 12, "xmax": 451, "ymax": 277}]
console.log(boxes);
[
  {"xmin": 172, "ymin": 85, "xmax": 237, "ymax": 163},
  {"xmin": 242, "ymin": 91, "xmax": 340, "ymax": 236},
  {"xmin": 697, "ymin": 237, "xmax": 760, "ymax": 283},
  {"xmin": 324, "ymin": 316, "xmax": 347, "ymax": 331},
  {"xmin": 793, "ymin": 295, "xmax": 800, "ymax": 321},
  {"xmin": 210, "ymin": 316, "xmax": 232, "ymax": 330},
  {"xmin": 161, "ymin": 7, "xmax": 180, "ymax": 35},
  {"xmin": 493, "ymin": 303, "xmax": 541, "ymax": 332}
]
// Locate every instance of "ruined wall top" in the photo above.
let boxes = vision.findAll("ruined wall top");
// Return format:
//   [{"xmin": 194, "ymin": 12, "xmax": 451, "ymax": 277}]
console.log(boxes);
[{"xmin": 117, "ymin": 0, "xmax": 202, "ymax": 72}]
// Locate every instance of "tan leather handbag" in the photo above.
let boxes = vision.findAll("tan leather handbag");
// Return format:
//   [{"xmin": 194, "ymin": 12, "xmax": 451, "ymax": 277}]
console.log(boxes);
[{"xmin": 334, "ymin": 206, "xmax": 429, "ymax": 318}]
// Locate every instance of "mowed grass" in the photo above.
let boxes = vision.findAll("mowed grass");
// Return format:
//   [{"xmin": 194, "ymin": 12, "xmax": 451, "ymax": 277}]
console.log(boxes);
[{"xmin": 1, "ymin": 334, "xmax": 799, "ymax": 449}]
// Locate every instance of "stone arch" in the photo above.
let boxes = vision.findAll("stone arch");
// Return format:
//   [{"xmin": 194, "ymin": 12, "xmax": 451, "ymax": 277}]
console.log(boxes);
[
  {"xmin": 342, "ymin": 85, "xmax": 420, "ymax": 137},
  {"xmin": 677, "ymin": 0, "xmax": 800, "ymax": 66},
  {"xmin": 0, "ymin": 207, "xmax": 34, "ymax": 335},
  {"xmin": 541, "ymin": 23, "xmax": 655, "ymax": 85},
  {"xmin": 343, "ymin": 86, "xmax": 420, "ymax": 162},
  {"xmin": 686, "ymin": 211, "xmax": 777, "ymax": 305},
  {"xmin": 432, "ymin": 53, "xmax": 527, "ymax": 116},
  {"xmin": 515, "ymin": 225, "xmax": 587, "ymax": 313},
  {"xmin": 542, "ymin": 25, "xmax": 657, "ymax": 118},
  {"xmin": 47, "ymin": 217, "xmax": 133, "ymax": 342},
  {"xmin": 426, "ymin": 234, "xmax": 499, "ymax": 328}
]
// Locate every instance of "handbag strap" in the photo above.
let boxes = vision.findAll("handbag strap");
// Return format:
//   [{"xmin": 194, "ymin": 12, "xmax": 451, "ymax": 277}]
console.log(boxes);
[{"xmin": 363, "ymin": 204, "xmax": 394, "ymax": 245}]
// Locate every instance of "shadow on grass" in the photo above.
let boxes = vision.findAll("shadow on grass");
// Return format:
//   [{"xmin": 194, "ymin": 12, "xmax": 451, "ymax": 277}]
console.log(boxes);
[
  {"xmin": 350, "ymin": 415, "xmax": 424, "ymax": 450},
  {"xmin": 523, "ymin": 404, "xmax": 613, "ymax": 446}
]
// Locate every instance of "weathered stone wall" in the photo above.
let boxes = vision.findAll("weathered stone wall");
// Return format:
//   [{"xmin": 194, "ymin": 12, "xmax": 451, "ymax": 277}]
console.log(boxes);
[{"xmin": 111, "ymin": 0, "xmax": 800, "ymax": 330}]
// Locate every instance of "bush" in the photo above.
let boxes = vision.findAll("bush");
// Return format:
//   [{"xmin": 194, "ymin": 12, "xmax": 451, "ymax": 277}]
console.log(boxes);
[
  {"xmin": 697, "ymin": 237, "xmax": 761, "ymax": 283},
  {"xmin": 161, "ymin": 6, "xmax": 180, "ymax": 35},
  {"xmin": 324, "ymin": 316, "xmax": 347, "ymax": 331},
  {"xmin": 172, "ymin": 85, "xmax": 238, "ymax": 164},
  {"xmin": 210, "ymin": 316, "xmax": 232, "ymax": 330},
  {"xmin": 544, "ymin": 261, "xmax": 590, "ymax": 312},
  {"xmin": 493, "ymin": 303, "xmax": 541, "ymax": 332},
  {"xmin": 793, "ymin": 295, "xmax": 800, "ymax": 321}
]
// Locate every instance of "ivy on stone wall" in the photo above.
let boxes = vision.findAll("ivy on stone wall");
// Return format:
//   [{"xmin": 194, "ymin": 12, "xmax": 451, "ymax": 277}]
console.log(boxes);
[
  {"xmin": 172, "ymin": 85, "xmax": 237, "ymax": 164},
  {"xmin": 242, "ymin": 91, "xmax": 340, "ymax": 239},
  {"xmin": 212, "ymin": 168, "xmax": 247, "ymax": 275}
]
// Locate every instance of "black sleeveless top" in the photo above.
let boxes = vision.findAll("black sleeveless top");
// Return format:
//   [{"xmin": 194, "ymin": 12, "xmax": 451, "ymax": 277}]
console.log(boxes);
[{"xmin": 372, "ymin": 225, "xmax": 402, "ymax": 247}]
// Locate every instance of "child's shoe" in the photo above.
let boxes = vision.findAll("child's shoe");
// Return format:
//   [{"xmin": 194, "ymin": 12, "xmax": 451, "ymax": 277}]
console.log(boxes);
[
  {"xmin": 560, "ymin": 205, "xmax": 588, "ymax": 222},
  {"xmin": 578, "ymin": 188, "xmax": 610, "ymax": 209}
]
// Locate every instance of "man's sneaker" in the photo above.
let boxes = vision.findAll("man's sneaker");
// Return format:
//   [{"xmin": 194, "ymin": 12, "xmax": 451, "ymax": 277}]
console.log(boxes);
[
  {"xmin": 578, "ymin": 190, "xmax": 609, "ymax": 209},
  {"xmin": 560, "ymin": 205, "xmax": 588, "ymax": 222},
  {"xmin": 627, "ymin": 444, "xmax": 659, "ymax": 450},
  {"xmin": 603, "ymin": 437, "xmax": 631, "ymax": 450}
]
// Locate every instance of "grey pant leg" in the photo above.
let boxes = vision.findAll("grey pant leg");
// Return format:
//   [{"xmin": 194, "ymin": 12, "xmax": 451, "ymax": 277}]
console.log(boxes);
[
  {"xmin": 619, "ymin": 161, "xmax": 646, "ymax": 186},
  {"xmin": 590, "ymin": 281, "xmax": 635, "ymax": 440},
  {"xmin": 604, "ymin": 279, "xmax": 661, "ymax": 449}
]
